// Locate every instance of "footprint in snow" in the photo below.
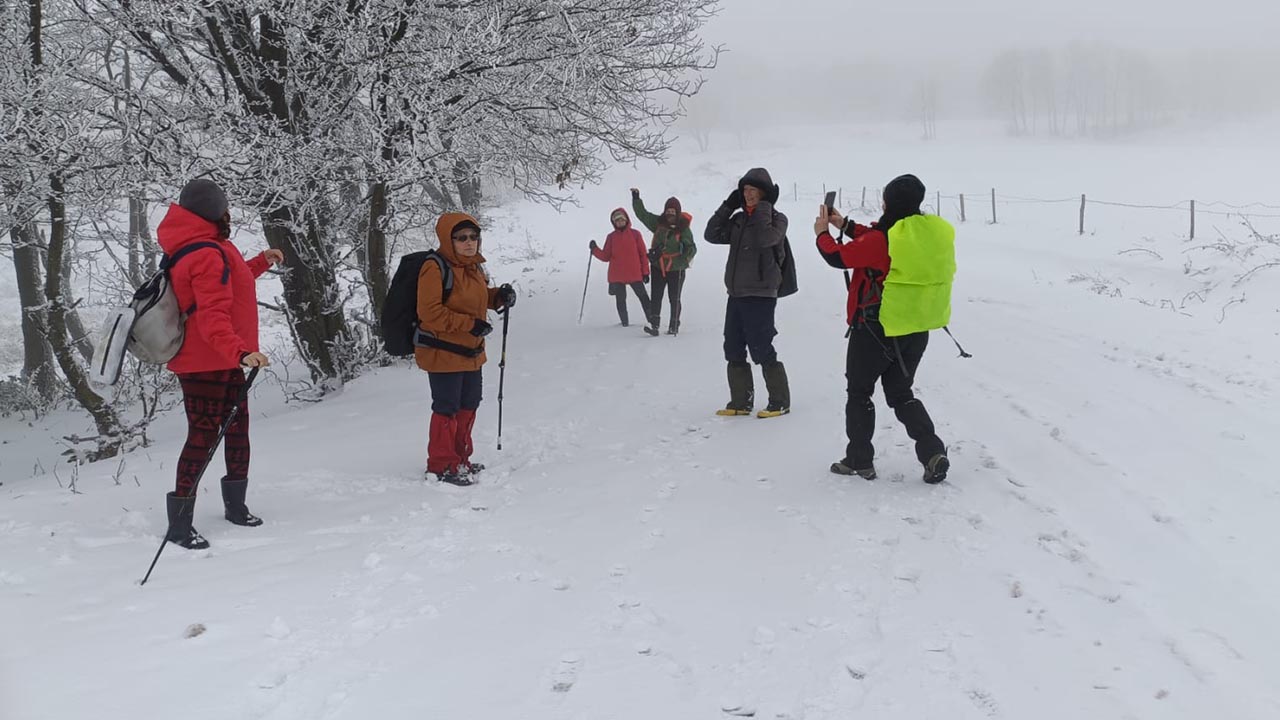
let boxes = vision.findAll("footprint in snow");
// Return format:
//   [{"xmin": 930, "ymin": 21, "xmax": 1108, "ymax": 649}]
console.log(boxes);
[{"xmin": 550, "ymin": 653, "xmax": 582, "ymax": 693}]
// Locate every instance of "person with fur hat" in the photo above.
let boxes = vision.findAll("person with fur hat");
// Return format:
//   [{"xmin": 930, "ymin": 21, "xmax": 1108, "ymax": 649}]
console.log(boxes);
[
  {"xmin": 416, "ymin": 213, "xmax": 516, "ymax": 486},
  {"xmin": 704, "ymin": 168, "xmax": 792, "ymax": 418},
  {"xmin": 590, "ymin": 208, "xmax": 654, "ymax": 329},
  {"xmin": 631, "ymin": 188, "xmax": 697, "ymax": 336},
  {"xmin": 815, "ymin": 174, "xmax": 954, "ymax": 484},
  {"xmin": 156, "ymin": 178, "xmax": 283, "ymax": 549}
]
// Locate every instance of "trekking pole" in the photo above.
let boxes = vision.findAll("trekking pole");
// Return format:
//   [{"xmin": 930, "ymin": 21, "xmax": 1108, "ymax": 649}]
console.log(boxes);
[
  {"xmin": 578, "ymin": 247, "xmax": 593, "ymax": 324},
  {"xmin": 140, "ymin": 367, "xmax": 260, "ymax": 587},
  {"xmin": 496, "ymin": 307, "xmax": 510, "ymax": 451}
]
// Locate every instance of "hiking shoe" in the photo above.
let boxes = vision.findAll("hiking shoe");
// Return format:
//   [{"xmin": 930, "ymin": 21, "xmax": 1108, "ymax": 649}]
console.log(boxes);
[
  {"xmin": 716, "ymin": 406, "xmax": 752, "ymax": 417},
  {"xmin": 923, "ymin": 454, "xmax": 950, "ymax": 484},
  {"xmin": 830, "ymin": 461, "xmax": 876, "ymax": 480},
  {"xmin": 643, "ymin": 325, "xmax": 659, "ymax": 337},
  {"xmin": 431, "ymin": 468, "xmax": 476, "ymax": 487}
]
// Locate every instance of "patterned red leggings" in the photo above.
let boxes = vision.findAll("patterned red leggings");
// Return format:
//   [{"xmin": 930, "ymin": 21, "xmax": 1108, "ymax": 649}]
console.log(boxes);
[{"xmin": 175, "ymin": 369, "xmax": 250, "ymax": 497}]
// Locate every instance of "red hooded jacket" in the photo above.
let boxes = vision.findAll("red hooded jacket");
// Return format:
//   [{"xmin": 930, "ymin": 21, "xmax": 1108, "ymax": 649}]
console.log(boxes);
[
  {"xmin": 156, "ymin": 204, "xmax": 270, "ymax": 374},
  {"xmin": 591, "ymin": 209, "xmax": 650, "ymax": 284}
]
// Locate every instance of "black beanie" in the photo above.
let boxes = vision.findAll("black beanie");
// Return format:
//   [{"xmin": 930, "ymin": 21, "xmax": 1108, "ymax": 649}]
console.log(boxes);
[
  {"xmin": 883, "ymin": 174, "xmax": 926, "ymax": 216},
  {"xmin": 178, "ymin": 179, "xmax": 229, "ymax": 223}
]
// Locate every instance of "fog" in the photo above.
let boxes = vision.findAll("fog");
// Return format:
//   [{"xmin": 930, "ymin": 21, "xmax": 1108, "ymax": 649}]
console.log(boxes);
[{"xmin": 684, "ymin": 0, "xmax": 1280, "ymax": 138}]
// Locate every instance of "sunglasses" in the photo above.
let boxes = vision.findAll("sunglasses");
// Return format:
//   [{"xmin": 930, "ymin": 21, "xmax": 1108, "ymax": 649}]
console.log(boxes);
[{"xmin": 452, "ymin": 232, "xmax": 481, "ymax": 242}]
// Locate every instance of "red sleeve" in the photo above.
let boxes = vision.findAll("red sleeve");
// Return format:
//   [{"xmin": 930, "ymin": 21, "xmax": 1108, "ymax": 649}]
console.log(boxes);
[
  {"xmin": 186, "ymin": 251, "xmax": 248, "ymax": 365},
  {"xmin": 591, "ymin": 235, "xmax": 613, "ymax": 262},
  {"xmin": 816, "ymin": 225, "xmax": 890, "ymax": 272},
  {"xmin": 247, "ymin": 252, "xmax": 270, "ymax": 278}
]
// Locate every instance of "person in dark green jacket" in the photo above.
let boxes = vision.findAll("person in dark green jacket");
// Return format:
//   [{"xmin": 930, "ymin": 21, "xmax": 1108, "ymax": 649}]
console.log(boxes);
[{"xmin": 631, "ymin": 188, "xmax": 696, "ymax": 336}]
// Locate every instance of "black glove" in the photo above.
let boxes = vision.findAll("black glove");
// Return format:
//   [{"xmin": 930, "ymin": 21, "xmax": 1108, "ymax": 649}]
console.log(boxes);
[
  {"xmin": 498, "ymin": 283, "xmax": 517, "ymax": 308},
  {"xmin": 630, "ymin": 188, "xmax": 640, "ymax": 199},
  {"xmin": 589, "ymin": 240, "xmax": 598, "ymax": 250},
  {"xmin": 724, "ymin": 189, "xmax": 743, "ymax": 210},
  {"xmin": 470, "ymin": 319, "xmax": 493, "ymax": 337}
]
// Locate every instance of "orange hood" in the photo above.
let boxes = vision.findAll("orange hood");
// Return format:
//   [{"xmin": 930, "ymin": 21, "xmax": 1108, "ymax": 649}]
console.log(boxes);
[{"xmin": 434, "ymin": 212, "xmax": 485, "ymax": 266}]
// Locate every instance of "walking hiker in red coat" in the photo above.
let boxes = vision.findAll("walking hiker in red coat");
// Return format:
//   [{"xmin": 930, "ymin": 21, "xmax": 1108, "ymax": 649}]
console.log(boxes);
[
  {"xmin": 157, "ymin": 179, "xmax": 283, "ymax": 549},
  {"xmin": 590, "ymin": 208, "xmax": 655, "ymax": 329}
]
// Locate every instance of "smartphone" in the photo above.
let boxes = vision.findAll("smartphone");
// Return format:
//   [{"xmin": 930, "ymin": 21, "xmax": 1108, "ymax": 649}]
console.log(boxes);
[{"xmin": 824, "ymin": 191, "xmax": 837, "ymax": 213}]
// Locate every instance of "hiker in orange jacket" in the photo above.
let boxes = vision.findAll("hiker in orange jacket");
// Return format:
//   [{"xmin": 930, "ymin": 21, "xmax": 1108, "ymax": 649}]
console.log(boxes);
[{"xmin": 416, "ymin": 212, "xmax": 516, "ymax": 486}]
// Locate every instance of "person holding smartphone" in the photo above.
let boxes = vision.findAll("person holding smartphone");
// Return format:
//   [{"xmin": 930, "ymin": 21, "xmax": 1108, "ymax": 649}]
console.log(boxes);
[{"xmin": 814, "ymin": 174, "xmax": 952, "ymax": 484}]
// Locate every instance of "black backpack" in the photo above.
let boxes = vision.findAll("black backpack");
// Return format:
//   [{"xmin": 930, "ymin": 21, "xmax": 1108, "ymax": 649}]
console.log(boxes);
[
  {"xmin": 382, "ymin": 250, "xmax": 453, "ymax": 356},
  {"xmin": 777, "ymin": 236, "xmax": 798, "ymax": 298}
]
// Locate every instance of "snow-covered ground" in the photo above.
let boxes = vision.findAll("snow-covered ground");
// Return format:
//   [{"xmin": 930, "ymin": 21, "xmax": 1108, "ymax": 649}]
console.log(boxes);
[{"xmin": 3, "ymin": 123, "xmax": 1280, "ymax": 719}]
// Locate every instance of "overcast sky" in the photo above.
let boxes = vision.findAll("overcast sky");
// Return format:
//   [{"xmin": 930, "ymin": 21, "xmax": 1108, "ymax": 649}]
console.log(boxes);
[{"xmin": 701, "ymin": 0, "xmax": 1277, "ymax": 67}]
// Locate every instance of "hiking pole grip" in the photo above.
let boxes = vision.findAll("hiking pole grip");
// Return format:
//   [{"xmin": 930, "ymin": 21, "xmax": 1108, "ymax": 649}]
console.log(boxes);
[{"xmin": 140, "ymin": 366, "xmax": 260, "ymax": 586}]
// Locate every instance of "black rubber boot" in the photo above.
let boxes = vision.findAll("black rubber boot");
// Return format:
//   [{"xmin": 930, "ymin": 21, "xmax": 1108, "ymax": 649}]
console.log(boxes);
[
  {"xmin": 166, "ymin": 492, "xmax": 210, "ymax": 550},
  {"xmin": 221, "ymin": 477, "xmax": 263, "ymax": 527},
  {"xmin": 758, "ymin": 361, "xmax": 791, "ymax": 418},
  {"xmin": 718, "ymin": 361, "xmax": 755, "ymax": 415}
]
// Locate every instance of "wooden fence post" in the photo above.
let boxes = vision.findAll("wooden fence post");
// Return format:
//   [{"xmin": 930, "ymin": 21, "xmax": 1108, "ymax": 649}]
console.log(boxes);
[{"xmin": 1078, "ymin": 194, "xmax": 1086, "ymax": 235}]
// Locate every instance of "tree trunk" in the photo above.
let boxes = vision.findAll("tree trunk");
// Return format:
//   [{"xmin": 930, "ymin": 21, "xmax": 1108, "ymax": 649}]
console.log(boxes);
[
  {"xmin": 45, "ymin": 175, "xmax": 123, "ymax": 461},
  {"xmin": 260, "ymin": 204, "xmax": 351, "ymax": 385},
  {"xmin": 453, "ymin": 158, "xmax": 482, "ymax": 213},
  {"xmin": 10, "ymin": 221, "xmax": 58, "ymax": 402},
  {"xmin": 365, "ymin": 179, "xmax": 390, "ymax": 327},
  {"xmin": 58, "ymin": 232, "xmax": 93, "ymax": 363}
]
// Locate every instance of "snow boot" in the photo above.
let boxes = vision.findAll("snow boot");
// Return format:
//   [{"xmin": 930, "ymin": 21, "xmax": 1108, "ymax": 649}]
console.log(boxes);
[
  {"xmin": 165, "ymin": 492, "xmax": 209, "ymax": 550},
  {"xmin": 830, "ymin": 461, "xmax": 877, "ymax": 480},
  {"xmin": 717, "ymin": 361, "xmax": 754, "ymax": 416},
  {"xmin": 757, "ymin": 361, "xmax": 791, "ymax": 418},
  {"xmin": 643, "ymin": 312, "xmax": 661, "ymax": 336},
  {"xmin": 923, "ymin": 454, "xmax": 950, "ymax": 484},
  {"xmin": 221, "ymin": 477, "xmax": 262, "ymax": 527},
  {"xmin": 667, "ymin": 321, "xmax": 679, "ymax": 336},
  {"xmin": 433, "ymin": 467, "xmax": 475, "ymax": 486}
]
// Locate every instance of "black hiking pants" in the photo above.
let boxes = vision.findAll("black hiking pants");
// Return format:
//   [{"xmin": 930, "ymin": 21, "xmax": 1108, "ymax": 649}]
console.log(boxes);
[
  {"xmin": 650, "ymin": 269, "xmax": 685, "ymax": 330},
  {"xmin": 844, "ymin": 321, "xmax": 945, "ymax": 468},
  {"xmin": 723, "ymin": 296, "xmax": 778, "ymax": 365},
  {"xmin": 610, "ymin": 282, "xmax": 653, "ymax": 325}
]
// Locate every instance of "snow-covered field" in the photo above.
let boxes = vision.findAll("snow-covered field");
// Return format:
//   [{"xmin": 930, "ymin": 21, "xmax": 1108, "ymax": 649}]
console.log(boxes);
[{"xmin": 3, "ymin": 123, "xmax": 1280, "ymax": 719}]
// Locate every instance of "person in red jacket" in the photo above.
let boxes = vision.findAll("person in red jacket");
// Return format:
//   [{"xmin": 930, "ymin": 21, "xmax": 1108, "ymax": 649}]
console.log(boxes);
[
  {"xmin": 814, "ymin": 175, "xmax": 948, "ymax": 484},
  {"xmin": 590, "ymin": 208, "xmax": 654, "ymax": 329},
  {"xmin": 156, "ymin": 179, "xmax": 282, "ymax": 549}
]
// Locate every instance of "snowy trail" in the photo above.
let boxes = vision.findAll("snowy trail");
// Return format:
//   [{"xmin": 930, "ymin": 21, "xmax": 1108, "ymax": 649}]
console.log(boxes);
[{"xmin": 5, "ymin": 154, "xmax": 1280, "ymax": 718}]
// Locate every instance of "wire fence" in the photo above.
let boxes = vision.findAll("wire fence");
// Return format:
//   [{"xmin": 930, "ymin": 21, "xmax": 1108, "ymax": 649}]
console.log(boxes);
[{"xmin": 790, "ymin": 183, "xmax": 1280, "ymax": 238}]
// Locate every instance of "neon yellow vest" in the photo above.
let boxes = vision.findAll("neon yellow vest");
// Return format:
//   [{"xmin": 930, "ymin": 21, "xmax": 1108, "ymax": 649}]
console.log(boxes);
[{"xmin": 879, "ymin": 215, "xmax": 956, "ymax": 337}]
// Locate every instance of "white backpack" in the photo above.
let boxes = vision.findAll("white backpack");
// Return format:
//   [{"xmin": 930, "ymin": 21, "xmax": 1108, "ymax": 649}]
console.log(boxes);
[{"xmin": 90, "ymin": 242, "xmax": 227, "ymax": 387}]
